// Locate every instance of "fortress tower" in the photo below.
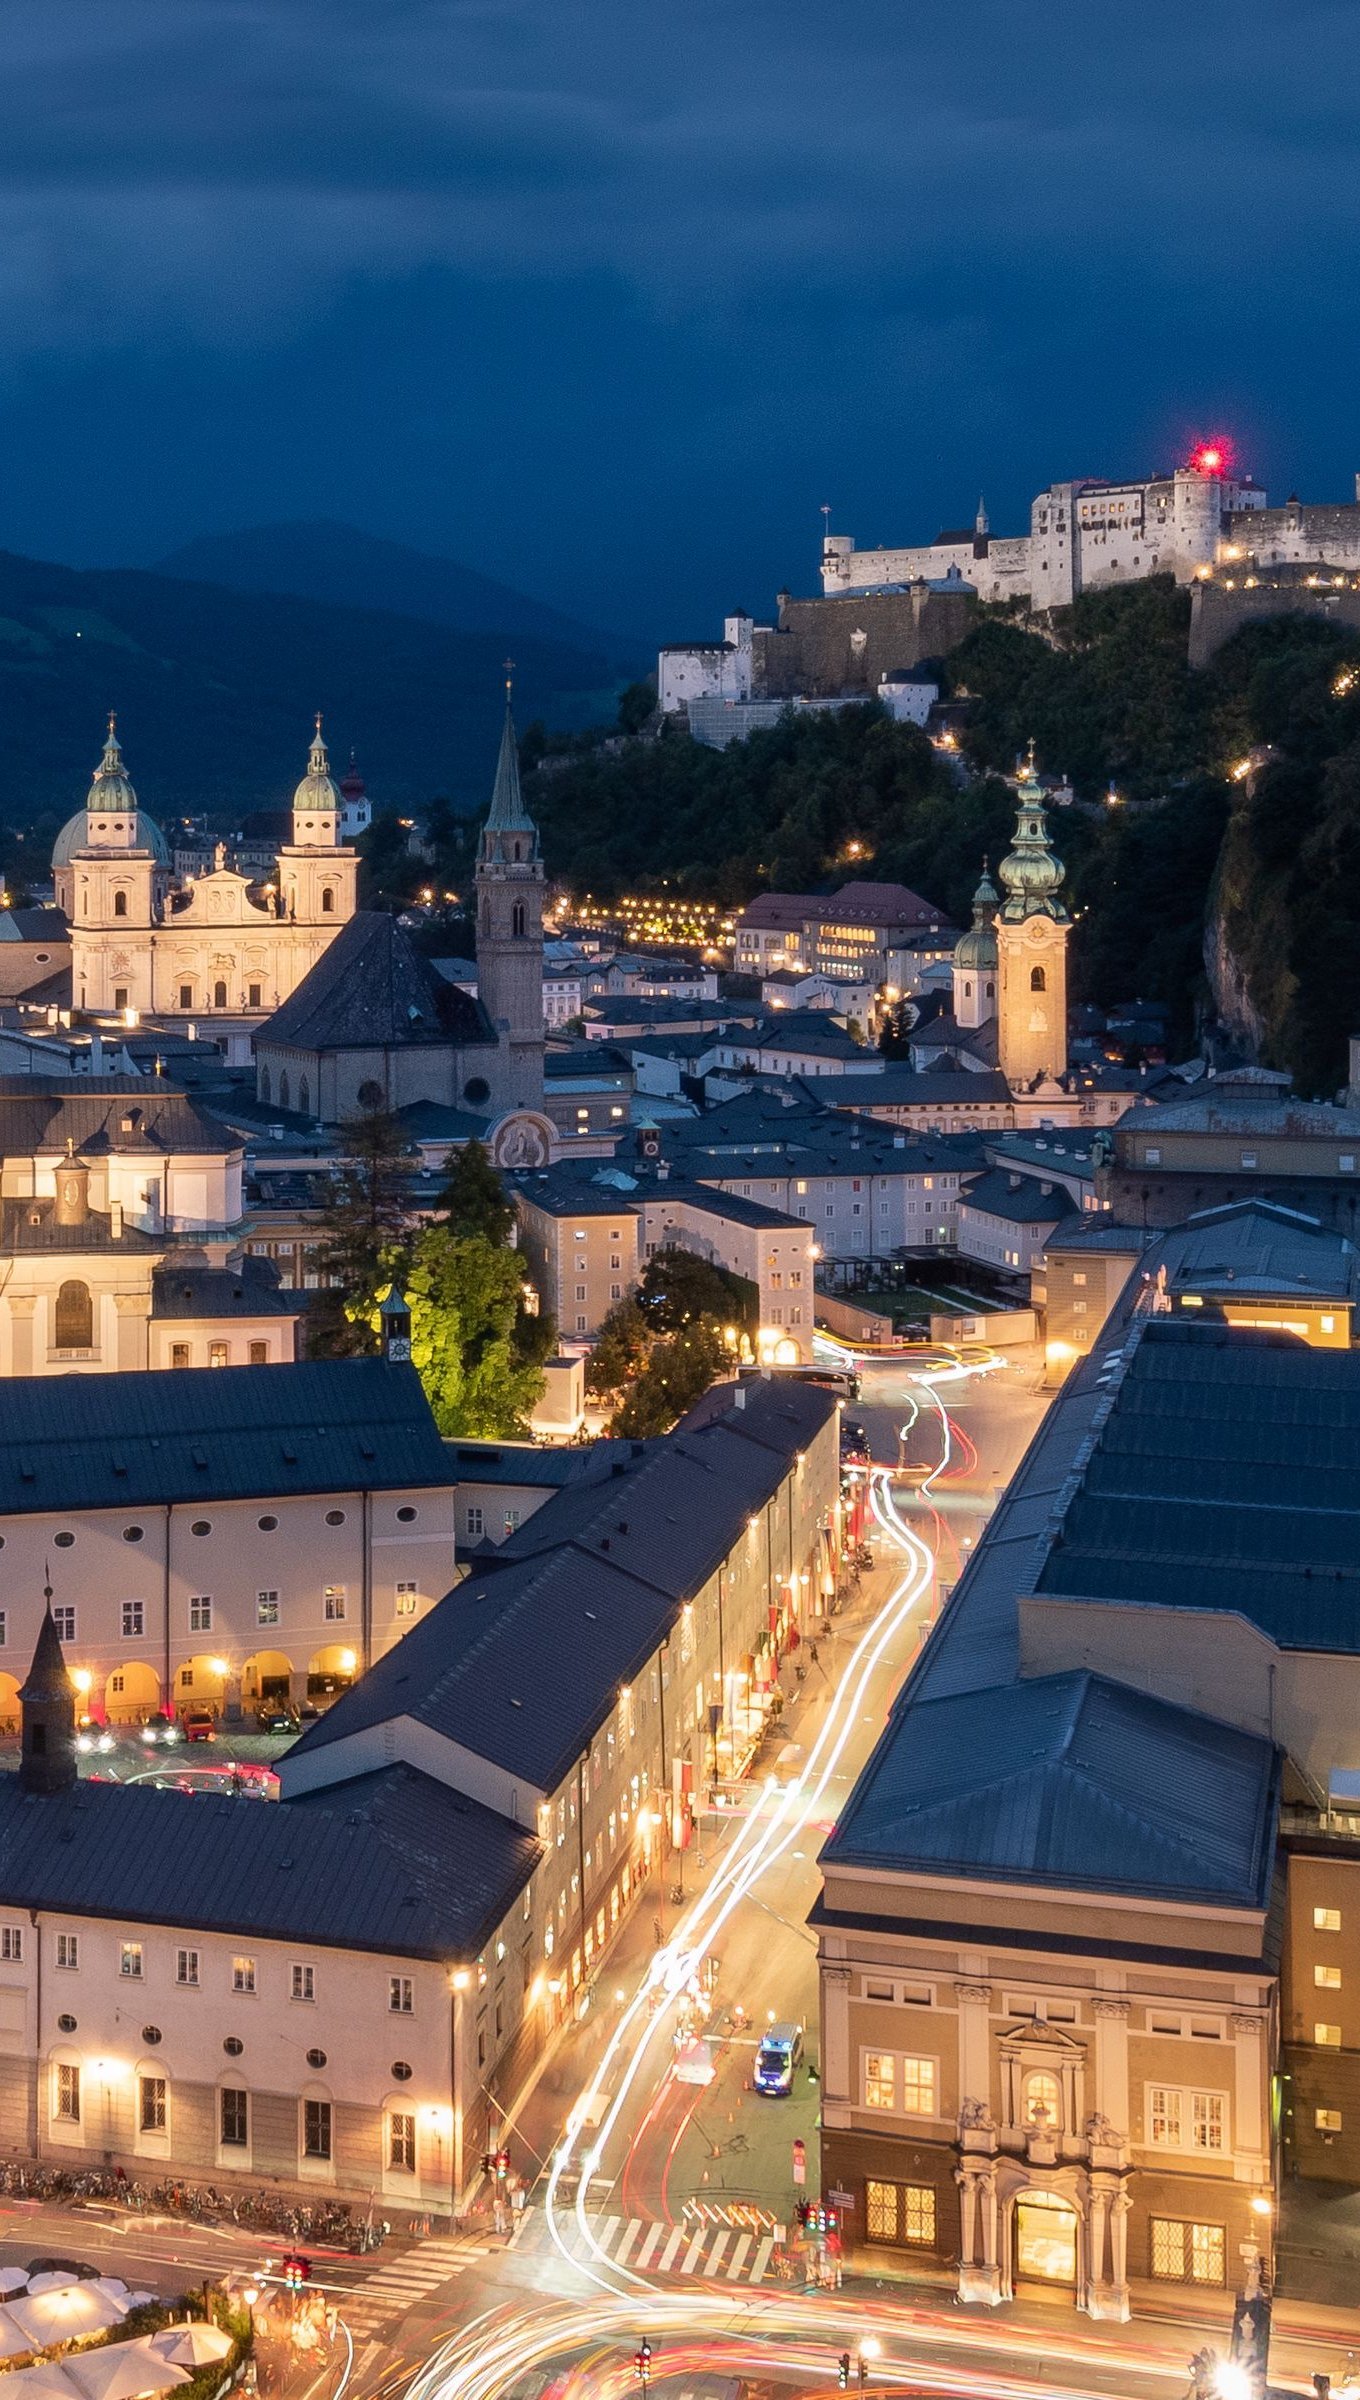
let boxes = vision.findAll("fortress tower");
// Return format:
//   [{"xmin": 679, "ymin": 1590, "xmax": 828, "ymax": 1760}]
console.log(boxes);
[
  {"xmin": 475, "ymin": 683, "xmax": 545, "ymax": 1114},
  {"xmin": 995, "ymin": 749, "xmax": 1070, "ymax": 1088}
]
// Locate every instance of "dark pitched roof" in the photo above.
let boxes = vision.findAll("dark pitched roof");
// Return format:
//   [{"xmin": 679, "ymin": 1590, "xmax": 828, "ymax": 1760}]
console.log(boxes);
[
  {"xmin": 960, "ymin": 1168, "xmax": 1077, "ymax": 1226},
  {"xmin": 0, "ymin": 1079, "xmax": 238, "ymax": 1160},
  {"xmin": 823, "ymin": 1670, "xmax": 1279, "ymax": 1907},
  {"xmin": 0, "ymin": 1762, "xmax": 537, "ymax": 1960},
  {"xmin": 258, "ymin": 913, "xmax": 490, "ymax": 1053},
  {"xmin": 0, "ymin": 1359, "xmax": 449, "ymax": 1514},
  {"xmin": 0, "ymin": 1199, "xmax": 160, "ymax": 1254},
  {"xmin": 150, "ymin": 1259, "xmax": 299, "ymax": 1320},
  {"xmin": 290, "ymin": 1379, "xmax": 835, "ymax": 1792},
  {"xmin": 20, "ymin": 1610, "xmax": 69, "ymax": 1705}
]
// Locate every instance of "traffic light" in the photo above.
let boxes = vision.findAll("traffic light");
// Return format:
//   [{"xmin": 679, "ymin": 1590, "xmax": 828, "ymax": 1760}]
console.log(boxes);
[
  {"xmin": 495, "ymin": 2150, "xmax": 510, "ymax": 2178},
  {"xmin": 838, "ymin": 2355, "xmax": 851, "ymax": 2390},
  {"xmin": 635, "ymin": 2341, "xmax": 653, "ymax": 2388},
  {"xmin": 281, "ymin": 2255, "xmax": 311, "ymax": 2293}
]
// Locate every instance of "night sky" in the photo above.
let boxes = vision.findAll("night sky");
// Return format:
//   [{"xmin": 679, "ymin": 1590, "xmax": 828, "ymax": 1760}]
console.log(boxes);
[{"xmin": 5, "ymin": 0, "xmax": 1360, "ymax": 640}]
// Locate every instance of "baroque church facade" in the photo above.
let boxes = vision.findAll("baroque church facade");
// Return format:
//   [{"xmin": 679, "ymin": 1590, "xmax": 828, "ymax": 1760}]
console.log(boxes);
[{"xmin": 55, "ymin": 718, "xmax": 358, "ymax": 1020}]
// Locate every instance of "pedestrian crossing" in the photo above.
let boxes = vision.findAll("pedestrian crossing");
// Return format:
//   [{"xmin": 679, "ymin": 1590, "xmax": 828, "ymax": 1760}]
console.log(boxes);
[
  {"xmin": 564, "ymin": 2215, "xmax": 776, "ymax": 2283},
  {"xmin": 336, "ymin": 2238, "xmax": 484, "ymax": 2332}
]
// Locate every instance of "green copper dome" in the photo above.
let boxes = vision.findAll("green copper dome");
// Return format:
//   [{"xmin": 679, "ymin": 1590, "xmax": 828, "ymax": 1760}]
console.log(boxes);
[
  {"xmin": 953, "ymin": 865, "xmax": 999, "ymax": 970},
  {"xmin": 52, "ymin": 716, "xmax": 170, "ymax": 870},
  {"xmin": 998, "ymin": 750, "xmax": 1068, "ymax": 923},
  {"xmin": 292, "ymin": 715, "xmax": 343, "ymax": 816}
]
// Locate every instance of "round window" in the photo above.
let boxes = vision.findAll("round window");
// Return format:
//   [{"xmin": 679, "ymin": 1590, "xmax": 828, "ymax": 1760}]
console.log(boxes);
[
  {"xmin": 392, "ymin": 2061, "xmax": 413, "ymax": 2082},
  {"xmin": 190, "ymin": 1521, "xmax": 211, "ymax": 1537},
  {"xmin": 258, "ymin": 1515, "xmax": 278, "ymax": 1532},
  {"xmin": 463, "ymin": 1077, "xmax": 490, "ymax": 1106},
  {"xmin": 223, "ymin": 2036, "xmax": 244, "ymax": 2057},
  {"xmin": 53, "ymin": 1531, "xmax": 74, "ymax": 1549},
  {"xmin": 396, "ymin": 1507, "xmax": 417, "ymax": 1523},
  {"xmin": 306, "ymin": 2047, "xmax": 327, "ymax": 2070},
  {"xmin": 325, "ymin": 1510, "xmax": 345, "ymax": 1527},
  {"xmin": 142, "ymin": 2026, "xmax": 162, "ymax": 2046},
  {"xmin": 57, "ymin": 2014, "xmax": 77, "ymax": 2035},
  {"xmin": 123, "ymin": 1526, "xmax": 144, "ymax": 1544}
]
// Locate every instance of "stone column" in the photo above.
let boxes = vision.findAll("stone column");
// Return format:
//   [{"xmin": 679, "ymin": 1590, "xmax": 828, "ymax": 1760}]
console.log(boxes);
[
  {"xmin": 821, "ymin": 1965, "xmax": 851, "ymax": 2127},
  {"xmin": 1232, "ymin": 2012, "xmax": 1269, "ymax": 2180},
  {"xmin": 1093, "ymin": 1999, "xmax": 1129, "ymax": 2128},
  {"xmin": 8, "ymin": 1297, "xmax": 35, "ymax": 1379},
  {"xmin": 1088, "ymin": 2183, "xmax": 1110, "ymax": 2291},
  {"xmin": 1109, "ymin": 2189, "xmax": 1131, "ymax": 2311},
  {"xmin": 956, "ymin": 2164, "xmax": 977, "ymax": 2268},
  {"xmin": 955, "ymin": 1981, "xmax": 993, "ymax": 2112}
]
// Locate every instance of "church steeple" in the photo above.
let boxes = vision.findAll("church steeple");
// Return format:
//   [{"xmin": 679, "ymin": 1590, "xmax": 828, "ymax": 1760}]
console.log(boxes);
[
  {"xmin": 474, "ymin": 670, "xmax": 544, "ymax": 1116},
  {"xmin": 19, "ymin": 1594, "xmax": 77, "ymax": 1797},
  {"xmin": 995, "ymin": 745, "xmax": 1071, "ymax": 1088}
]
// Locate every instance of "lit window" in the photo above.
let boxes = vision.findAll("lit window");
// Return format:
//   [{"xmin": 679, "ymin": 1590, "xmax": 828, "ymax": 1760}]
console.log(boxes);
[
  {"xmin": 1315, "ymin": 1907, "xmax": 1342, "ymax": 1932},
  {"xmin": 324, "ymin": 1585, "xmax": 347, "ymax": 1621},
  {"xmin": 232, "ymin": 1957, "xmax": 256, "ymax": 1994},
  {"xmin": 1316, "ymin": 2106, "xmax": 1343, "ymax": 2133},
  {"xmin": 863, "ymin": 2054, "xmax": 894, "ymax": 2110},
  {"xmin": 303, "ymin": 2098, "xmax": 332, "ymax": 2159},
  {"xmin": 389, "ymin": 1976, "xmax": 414, "ymax": 2014},
  {"xmin": 120, "ymin": 1943, "xmax": 143, "ymax": 1980},
  {"xmin": 257, "ymin": 1591, "xmax": 279, "ymax": 1627},
  {"xmin": 175, "ymin": 1949, "xmax": 200, "ymax": 1988},
  {"xmin": 1191, "ymin": 2092, "xmax": 1225, "ymax": 2152},
  {"xmin": 291, "ymin": 1963, "xmax": 316, "ymax": 2003},
  {"xmin": 1150, "ymin": 2218, "xmax": 1225, "ymax": 2287},
  {"xmin": 1316, "ymin": 1964, "xmax": 1343, "ymax": 1989},
  {"xmin": 54, "ymin": 2063, "xmax": 80, "ymax": 2122},
  {"xmin": 901, "ymin": 2055, "xmax": 935, "ymax": 2115},
  {"xmin": 139, "ymin": 2075, "xmax": 167, "ymax": 2133},
  {"xmin": 1315, "ymin": 2023, "xmax": 1342, "ymax": 2047},
  {"xmin": 1149, "ymin": 2086, "xmax": 1182, "ymax": 2146}
]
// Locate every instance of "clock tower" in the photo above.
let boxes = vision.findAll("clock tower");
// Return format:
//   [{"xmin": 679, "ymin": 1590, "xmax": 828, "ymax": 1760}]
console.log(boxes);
[{"xmin": 996, "ymin": 746, "xmax": 1070, "ymax": 1089}]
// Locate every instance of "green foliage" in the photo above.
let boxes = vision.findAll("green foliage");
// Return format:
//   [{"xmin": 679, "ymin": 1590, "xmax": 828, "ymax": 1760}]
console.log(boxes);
[
  {"xmin": 610, "ymin": 1320, "xmax": 728, "ymax": 1439},
  {"xmin": 587, "ymin": 1296, "xmax": 652, "ymax": 1396},
  {"xmin": 639, "ymin": 1243, "xmax": 757, "ymax": 1335},
  {"xmin": 437, "ymin": 1138, "xmax": 515, "ymax": 1243},
  {"xmin": 405, "ymin": 1227, "xmax": 551, "ymax": 1436},
  {"xmin": 617, "ymin": 679, "xmax": 657, "ymax": 734},
  {"xmin": 306, "ymin": 1106, "xmax": 416, "ymax": 1358}
]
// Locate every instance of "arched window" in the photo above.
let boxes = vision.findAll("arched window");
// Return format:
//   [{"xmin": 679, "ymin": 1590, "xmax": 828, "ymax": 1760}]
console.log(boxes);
[
  {"xmin": 511, "ymin": 902, "xmax": 526, "ymax": 939},
  {"xmin": 214, "ymin": 980, "xmax": 227, "ymax": 1009},
  {"xmin": 260, "ymin": 1067, "xmax": 271, "ymax": 1103},
  {"xmin": 986, "ymin": 979, "xmax": 995, "ymax": 999},
  {"xmin": 279, "ymin": 1072, "xmax": 290, "ymax": 1110},
  {"xmin": 299, "ymin": 1077, "xmax": 310, "ymax": 1116},
  {"xmin": 964, "ymin": 980, "xmax": 972, "ymax": 999},
  {"xmin": 1023, "ymin": 2070, "xmax": 1062, "ymax": 2128},
  {"xmin": 1030, "ymin": 965, "xmax": 1046, "ymax": 993},
  {"xmin": 54, "ymin": 1280, "xmax": 93, "ymax": 1351},
  {"xmin": 321, "ymin": 888, "xmax": 335, "ymax": 915},
  {"xmin": 113, "ymin": 890, "xmax": 128, "ymax": 919}
]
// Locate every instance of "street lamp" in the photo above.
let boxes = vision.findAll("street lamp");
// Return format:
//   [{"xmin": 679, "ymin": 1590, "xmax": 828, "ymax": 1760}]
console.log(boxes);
[{"xmin": 857, "ymin": 2337, "xmax": 881, "ymax": 2391}]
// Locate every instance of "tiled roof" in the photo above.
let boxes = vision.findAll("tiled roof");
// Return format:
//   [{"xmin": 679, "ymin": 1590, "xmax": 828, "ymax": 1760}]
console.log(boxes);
[
  {"xmin": 150, "ymin": 1260, "xmax": 299, "ymax": 1319},
  {"xmin": 0, "ymin": 1079, "xmax": 238, "ymax": 1160},
  {"xmin": 822, "ymin": 1670, "xmax": 1279, "ymax": 1906},
  {"xmin": 0, "ymin": 1199, "xmax": 160, "ymax": 1253},
  {"xmin": 0, "ymin": 1359, "xmax": 450, "ymax": 1514},
  {"xmin": 960, "ymin": 1168, "xmax": 1077, "ymax": 1226},
  {"xmin": 258, "ymin": 913, "xmax": 489, "ymax": 1053},
  {"xmin": 0, "ymin": 1762, "xmax": 537, "ymax": 1960}
]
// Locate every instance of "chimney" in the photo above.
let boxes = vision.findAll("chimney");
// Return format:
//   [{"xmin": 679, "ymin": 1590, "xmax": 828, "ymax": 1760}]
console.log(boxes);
[{"xmin": 19, "ymin": 1594, "xmax": 78, "ymax": 1797}]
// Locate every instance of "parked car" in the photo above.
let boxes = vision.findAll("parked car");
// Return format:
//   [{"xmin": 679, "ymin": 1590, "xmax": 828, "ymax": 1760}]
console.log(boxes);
[
  {"xmin": 255, "ymin": 1702, "xmax": 301, "ymax": 1736},
  {"xmin": 140, "ymin": 1713, "xmax": 180, "ymax": 1747},
  {"xmin": 181, "ymin": 1708, "xmax": 217, "ymax": 1743}
]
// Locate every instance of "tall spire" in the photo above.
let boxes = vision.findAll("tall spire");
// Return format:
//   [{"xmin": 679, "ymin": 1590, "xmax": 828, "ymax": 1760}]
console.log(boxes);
[
  {"xmin": 19, "ymin": 1586, "xmax": 77, "ymax": 1798},
  {"xmin": 483, "ymin": 669, "xmax": 535, "ymax": 838}
]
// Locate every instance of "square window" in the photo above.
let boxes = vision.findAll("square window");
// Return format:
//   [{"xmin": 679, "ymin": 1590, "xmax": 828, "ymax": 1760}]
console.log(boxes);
[
  {"xmin": 56, "ymin": 1934, "xmax": 78, "ymax": 1971},
  {"xmin": 220, "ymin": 2087, "xmax": 248, "ymax": 2147},
  {"xmin": 1315, "ymin": 1906, "xmax": 1342, "ymax": 1932},
  {"xmin": 291, "ymin": 1963, "xmax": 315, "ymax": 2003},
  {"xmin": 232, "ymin": 1956, "xmax": 256, "ymax": 1994},
  {"xmin": 389, "ymin": 1975, "xmax": 414, "ymax": 2014},
  {"xmin": 120, "ymin": 1942, "xmax": 143, "ymax": 1980},
  {"xmin": 175, "ymin": 1948, "xmax": 199, "ymax": 1988},
  {"xmin": 901, "ymin": 2055, "xmax": 935, "ymax": 2115},
  {"xmin": 257, "ymin": 1591, "xmax": 280, "ymax": 1627},
  {"xmin": 139, "ymin": 2075, "xmax": 167, "ymax": 2133},
  {"xmin": 189, "ymin": 1595, "xmax": 212, "ymax": 1633},
  {"xmin": 1315, "ymin": 2023, "xmax": 1342, "ymax": 2047},
  {"xmin": 1315, "ymin": 1964, "xmax": 1342, "ymax": 1989},
  {"xmin": 121, "ymin": 1601, "xmax": 145, "ymax": 1639},
  {"xmin": 1316, "ymin": 2106, "xmax": 1343, "ymax": 2133},
  {"xmin": 864, "ymin": 2054, "xmax": 895, "ymax": 2109}
]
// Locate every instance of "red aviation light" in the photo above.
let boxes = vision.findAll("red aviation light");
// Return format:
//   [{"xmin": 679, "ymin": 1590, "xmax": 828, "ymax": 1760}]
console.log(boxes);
[{"xmin": 1190, "ymin": 441, "xmax": 1230, "ymax": 476}]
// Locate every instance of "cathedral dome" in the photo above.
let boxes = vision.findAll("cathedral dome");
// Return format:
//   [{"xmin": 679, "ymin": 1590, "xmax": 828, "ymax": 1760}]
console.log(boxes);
[
  {"xmin": 997, "ymin": 749, "xmax": 1068, "ymax": 923},
  {"xmin": 293, "ymin": 716, "xmax": 342, "ymax": 815},
  {"xmin": 51, "ymin": 717, "xmax": 169, "ymax": 870}
]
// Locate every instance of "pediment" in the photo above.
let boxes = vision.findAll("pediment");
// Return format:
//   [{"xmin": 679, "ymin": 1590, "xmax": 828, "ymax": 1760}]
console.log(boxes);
[{"xmin": 997, "ymin": 2017, "xmax": 1086, "ymax": 2055}]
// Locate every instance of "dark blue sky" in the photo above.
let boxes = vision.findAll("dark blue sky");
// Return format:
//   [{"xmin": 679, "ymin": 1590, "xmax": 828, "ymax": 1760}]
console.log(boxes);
[{"xmin": 5, "ymin": 0, "xmax": 1360, "ymax": 640}]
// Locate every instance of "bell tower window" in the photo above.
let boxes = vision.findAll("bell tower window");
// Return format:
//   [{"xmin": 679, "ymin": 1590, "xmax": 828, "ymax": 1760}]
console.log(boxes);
[
  {"xmin": 113, "ymin": 890, "xmax": 128, "ymax": 919},
  {"xmin": 1030, "ymin": 966, "xmax": 1047, "ymax": 993},
  {"xmin": 321, "ymin": 888, "xmax": 335, "ymax": 915},
  {"xmin": 512, "ymin": 902, "xmax": 526, "ymax": 939}
]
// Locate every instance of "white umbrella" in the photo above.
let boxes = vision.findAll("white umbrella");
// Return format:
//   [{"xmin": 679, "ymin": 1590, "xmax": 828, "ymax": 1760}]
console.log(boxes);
[
  {"xmin": 7, "ymin": 2288, "xmax": 127, "ymax": 2346},
  {"xmin": 92, "ymin": 2286, "xmax": 132, "ymax": 2309},
  {"xmin": 66, "ymin": 2344, "xmax": 190, "ymax": 2400},
  {"xmin": 0, "ymin": 2366, "xmax": 82, "ymax": 2400},
  {"xmin": 0, "ymin": 2307, "xmax": 37, "ymax": 2359},
  {"xmin": 0, "ymin": 2270, "xmax": 29, "ymax": 2295},
  {"xmin": 149, "ymin": 2327, "xmax": 232, "ymax": 2369},
  {"xmin": 25, "ymin": 2276, "xmax": 86, "ymax": 2296}
]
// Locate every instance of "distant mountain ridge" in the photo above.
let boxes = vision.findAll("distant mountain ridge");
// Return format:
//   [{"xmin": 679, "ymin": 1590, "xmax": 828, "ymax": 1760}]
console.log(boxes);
[
  {"xmin": 0, "ymin": 545, "xmax": 621, "ymax": 830},
  {"xmin": 156, "ymin": 520, "xmax": 632, "ymax": 664}
]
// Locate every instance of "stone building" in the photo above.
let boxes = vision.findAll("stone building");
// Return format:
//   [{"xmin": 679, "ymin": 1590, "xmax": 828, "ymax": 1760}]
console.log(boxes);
[
  {"xmin": 55, "ymin": 718, "xmax": 357, "ymax": 1023},
  {"xmin": 995, "ymin": 756, "xmax": 1070, "ymax": 1092}
]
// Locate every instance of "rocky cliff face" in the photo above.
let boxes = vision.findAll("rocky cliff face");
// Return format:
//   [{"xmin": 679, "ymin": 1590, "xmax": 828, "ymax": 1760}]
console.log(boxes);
[{"xmin": 1202, "ymin": 874, "xmax": 1268, "ymax": 1058}]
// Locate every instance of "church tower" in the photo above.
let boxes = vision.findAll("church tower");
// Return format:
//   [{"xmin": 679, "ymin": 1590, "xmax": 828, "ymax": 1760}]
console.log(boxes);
[
  {"xmin": 475, "ymin": 681, "xmax": 545, "ymax": 1113},
  {"xmin": 276, "ymin": 717, "xmax": 359, "ymax": 930},
  {"xmin": 56, "ymin": 718, "xmax": 169, "ymax": 1014},
  {"xmin": 995, "ymin": 746, "xmax": 1070, "ymax": 1088},
  {"xmin": 19, "ymin": 1599, "xmax": 77, "ymax": 1798},
  {"xmin": 952, "ymin": 864, "xmax": 999, "ymax": 1029}
]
